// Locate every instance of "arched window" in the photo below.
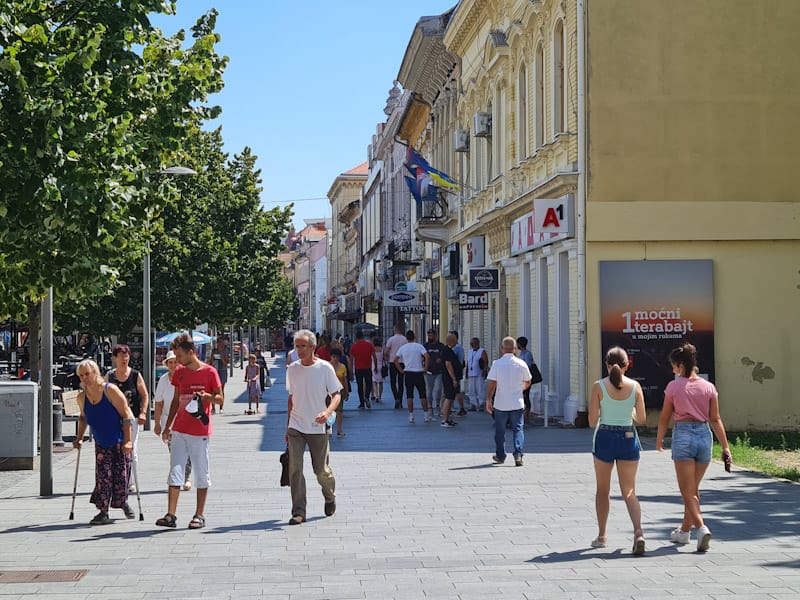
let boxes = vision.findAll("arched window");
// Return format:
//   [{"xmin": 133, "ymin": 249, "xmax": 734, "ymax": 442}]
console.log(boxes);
[
  {"xmin": 553, "ymin": 20, "xmax": 565, "ymax": 135},
  {"xmin": 535, "ymin": 44, "xmax": 544, "ymax": 149},
  {"xmin": 517, "ymin": 63, "xmax": 528, "ymax": 161}
]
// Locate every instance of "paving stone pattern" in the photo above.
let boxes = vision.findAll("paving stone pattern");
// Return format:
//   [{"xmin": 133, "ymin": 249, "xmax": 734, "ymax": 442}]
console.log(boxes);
[{"xmin": 0, "ymin": 353, "xmax": 798, "ymax": 599}]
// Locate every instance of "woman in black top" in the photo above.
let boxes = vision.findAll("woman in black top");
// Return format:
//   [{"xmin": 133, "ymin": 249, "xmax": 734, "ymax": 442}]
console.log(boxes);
[{"xmin": 105, "ymin": 344, "xmax": 149, "ymax": 491}]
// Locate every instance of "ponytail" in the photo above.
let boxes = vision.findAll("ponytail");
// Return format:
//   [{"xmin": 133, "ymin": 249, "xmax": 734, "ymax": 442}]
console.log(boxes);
[
  {"xmin": 605, "ymin": 346, "xmax": 629, "ymax": 390},
  {"xmin": 669, "ymin": 343, "xmax": 697, "ymax": 377}
]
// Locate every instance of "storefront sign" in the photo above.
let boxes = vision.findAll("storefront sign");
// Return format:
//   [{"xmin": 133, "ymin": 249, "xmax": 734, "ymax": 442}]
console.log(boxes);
[
  {"xmin": 468, "ymin": 268, "xmax": 500, "ymax": 292},
  {"xmin": 510, "ymin": 211, "xmax": 567, "ymax": 255},
  {"xmin": 466, "ymin": 236, "xmax": 485, "ymax": 267},
  {"xmin": 431, "ymin": 247, "xmax": 441, "ymax": 273},
  {"xmin": 533, "ymin": 194, "xmax": 575, "ymax": 235},
  {"xmin": 599, "ymin": 260, "xmax": 715, "ymax": 409},
  {"xmin": 459, "ymin": 292, "xmax": 489, "ymax": 310},
  {"xmin": 384, "ymin": 290, "xmax": 419, "ymax": 307},
  {"xmin": 398, "ymin": 305, "xmax": 426, "ymax": 314}
]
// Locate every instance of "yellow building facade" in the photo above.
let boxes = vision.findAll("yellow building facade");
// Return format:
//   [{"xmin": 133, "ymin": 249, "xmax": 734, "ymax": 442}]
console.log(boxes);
[{"xmin": 406, "ymin": 0, "xmax": 800, "ymax": 429}]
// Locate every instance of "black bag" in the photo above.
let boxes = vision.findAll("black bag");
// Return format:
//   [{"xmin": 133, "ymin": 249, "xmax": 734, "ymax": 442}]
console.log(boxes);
[
  {"xmin": 381, "ymin": 365, "xmax": 389, "ymax": 378},
  {"xmin": 529, "ymin": 362, "xmax": 543, "ymax": 385},
  {"xmin": 279, "ymin": 448, "xmax": 290, "ymax": 487}
]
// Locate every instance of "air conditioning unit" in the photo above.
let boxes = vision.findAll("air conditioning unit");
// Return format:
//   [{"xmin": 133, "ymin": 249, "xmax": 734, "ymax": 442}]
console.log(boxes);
[
  {"xmin": 474, "ymin": 112, "xmax": 492, "ymax": 137},
  {"xmin": 454, "ymin": 129, "xmax": 470, "ymax": 152}
]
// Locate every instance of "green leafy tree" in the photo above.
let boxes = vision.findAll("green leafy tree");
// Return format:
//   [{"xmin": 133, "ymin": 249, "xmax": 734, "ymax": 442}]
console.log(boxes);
[
  {"xmin": 0, "ymin": 1, "xmax": 226, "ymax": 372},
  {"xmin": 256, "ymin": 275, "xmax": 300, "ymax": 331}
]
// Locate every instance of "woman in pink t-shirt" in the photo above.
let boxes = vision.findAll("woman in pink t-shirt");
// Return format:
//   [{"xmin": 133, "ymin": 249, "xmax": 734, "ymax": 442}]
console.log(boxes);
[{"xmin": 656, "ymin": 343, "xmax": 731, "ymax": 552}]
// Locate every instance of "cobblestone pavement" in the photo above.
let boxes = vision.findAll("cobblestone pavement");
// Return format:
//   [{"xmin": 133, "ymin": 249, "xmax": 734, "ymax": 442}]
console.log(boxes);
[{"xmin": 1, "ymin": 353, "xmax": 798, "ymax": 599}]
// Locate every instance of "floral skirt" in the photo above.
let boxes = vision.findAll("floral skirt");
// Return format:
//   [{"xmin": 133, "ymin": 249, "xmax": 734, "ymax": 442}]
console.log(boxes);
[{"xmin": 90, "ymin": 443, "xmax": 131, "ymax": 512}]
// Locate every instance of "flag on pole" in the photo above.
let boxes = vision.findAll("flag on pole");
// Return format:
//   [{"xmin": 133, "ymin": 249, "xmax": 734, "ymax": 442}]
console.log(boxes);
[{"xmin": 405, "ymin": 146, "xmax": 459, "ymax": 192}]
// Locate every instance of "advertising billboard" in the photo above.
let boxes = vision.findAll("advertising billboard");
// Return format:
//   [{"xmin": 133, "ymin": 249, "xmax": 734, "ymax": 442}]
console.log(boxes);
[{"xmin": 599, "ymin": 260, "xmax": 715, "ymax": 408}]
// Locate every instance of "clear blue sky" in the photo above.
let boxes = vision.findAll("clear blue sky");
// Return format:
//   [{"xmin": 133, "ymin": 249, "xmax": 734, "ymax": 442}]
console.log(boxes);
[{"xmin": 152, "ymin": 1, "xmax": 456, "ymax": 232}]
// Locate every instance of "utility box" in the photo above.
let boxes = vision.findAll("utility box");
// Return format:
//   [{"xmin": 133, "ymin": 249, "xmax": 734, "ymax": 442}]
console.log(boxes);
[{"xmin": 0, "ymin": 381, "xmax": 38, "ymax": 470}]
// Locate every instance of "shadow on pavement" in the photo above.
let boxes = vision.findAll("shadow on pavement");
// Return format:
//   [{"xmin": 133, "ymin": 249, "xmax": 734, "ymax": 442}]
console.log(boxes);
[{"xmin": 530, "ymin": 544, "xmax": 681, "ymax": 563}]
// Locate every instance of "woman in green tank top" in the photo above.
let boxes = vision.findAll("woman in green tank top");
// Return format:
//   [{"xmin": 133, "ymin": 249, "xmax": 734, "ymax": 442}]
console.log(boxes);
[{"xmin": 588, "ymin": 346, "xmax": 647, "ymax": 555}]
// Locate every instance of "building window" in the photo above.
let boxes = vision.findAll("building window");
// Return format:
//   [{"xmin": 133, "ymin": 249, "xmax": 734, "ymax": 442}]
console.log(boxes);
[
  {"xmin": 517, "ymin": 63, "xmax": 528, "ymax": 162},
  {"xmin": 553, "ymin": 20, "xmax": 565, "ymax": 136},
  {"xmin": 535, "ymin": 43, "xmax": 544, "ymax": 149}
]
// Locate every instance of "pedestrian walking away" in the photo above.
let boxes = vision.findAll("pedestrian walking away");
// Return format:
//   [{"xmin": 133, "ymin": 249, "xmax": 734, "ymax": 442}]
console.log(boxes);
[
  {"xmin": 656, "ymin": 343, "xmax": 732, "ymax": 553},
  {"xmin": 439, "ymin": 333, "xmax": 463, "ymax": 427},
  {"xmin": 106, "ymin": 344, "xmax": 148, "ymax": 493},
  {"xmin": 384, "ymin": 323, "xmax": 407, "ymax": 409},
  {"xmin": 516, "ymin": 336, "xmax": 536, "ymax": 423},
  {"xmin": 485, "ymin": 337, "xmax": 531, "ymax": 466},
  {"xmin": 254, "ymin": 346, "xmax": 270, "ymax": 394},
  {"xmin": 466, "ymin": 337, "xmax": 488, "ymax": 411},
  {"xmin": 157, "ymin": 333, "xmax": 223, "ymax": 530},
  {"xmin": 153, "ymin": 350, "xmax": 192, "ymax": 491},
  {"xmin": 371, "ymin": 337, "xmax": 385, "ymax": 404},
  {"xmin": 207, "ymin": 336, "xmax": 230, "ymax": 414},
  {"xmin": 285, "ymin": 330, "xmax": 343, "ymax": 525},
  {"xmin": 424, "ymin": 329, "xmax": 446, "ymax": 415},
  {"xmin": 449, "ymin": 331, "xmax": 467, "ymax": 416},
  {"xmin": 589, "ymin": 346, "xmax": 647, "ymax": 555},
  {"xmin": 394, "ymin": 330, "xmax": 431, "ymax": 423},
  {"xmin": 73, "ymin": 359, "xmax": 135, "ymax": 525},
  {"xmin": 349, "ymin": 329, "xmax": 377, "ymax": 409}
]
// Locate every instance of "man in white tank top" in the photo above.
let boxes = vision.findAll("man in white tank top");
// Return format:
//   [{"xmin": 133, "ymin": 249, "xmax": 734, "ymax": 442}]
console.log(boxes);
[{"xmin": 466, "ymin": 337, "xmax": 488, "ymax": 411}]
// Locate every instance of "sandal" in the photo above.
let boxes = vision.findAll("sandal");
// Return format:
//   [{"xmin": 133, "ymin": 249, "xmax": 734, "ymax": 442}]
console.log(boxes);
[
  {"xmin": 632, "ymin": 535, "xmax": 646, "ymax": 556},
  {"xmin": 155, "ymin": 513, "xmax": 177, "ymax": 528},
  {"xmin": 590, "ymin": 536, "xmax": 607, "ymax": 548},
  {"xmin": 288, "ymin": 515, "xmax": 304, "ymax": 525},
  {"xmin": 188, "ymin": 514, "xmax": 206, "ymax": 529}
]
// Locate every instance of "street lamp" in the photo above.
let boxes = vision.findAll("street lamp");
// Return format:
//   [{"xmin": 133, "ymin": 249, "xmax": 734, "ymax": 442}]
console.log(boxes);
[{"xmin": 143, "ymin": 166, "xmax": 197, "ymax": 430}]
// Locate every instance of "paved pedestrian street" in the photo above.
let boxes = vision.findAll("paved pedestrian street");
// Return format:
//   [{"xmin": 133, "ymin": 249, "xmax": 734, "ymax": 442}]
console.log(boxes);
[{"xmin": 1, "ymin": 353, "xmax": 798, "ymax": 599}]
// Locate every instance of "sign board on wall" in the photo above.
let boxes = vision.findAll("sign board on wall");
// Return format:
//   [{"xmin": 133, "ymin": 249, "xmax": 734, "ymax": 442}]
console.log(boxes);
[
  {"xmin": 510, "ymin": 212, "xmax": 567, "ymax": 255},
  {"xmin": 459, "ymin": 291, "xmax": 489, "ymax": 310},
  {"xmin": 468, "ymin": 268, "xmax": 500, "ymax": 292},
  {"xmin": 383, "ymin": 290, "xmax": 419, "ymax": 307},
  {"xmin": 533, "ymin": 194, "xmax": 575, "ymax": 235},
  {"xmin": 466, "ymin": 237, "xmax": 485, "ymax": 268},
  {"xmin": 599, "ymin": 260, "xmax": 715, "ymax": 409}
]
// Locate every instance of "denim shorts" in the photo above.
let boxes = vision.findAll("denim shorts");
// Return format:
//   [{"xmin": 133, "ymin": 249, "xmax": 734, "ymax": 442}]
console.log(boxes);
[
  {"xmin": 592, "ymin": 425, "xmax": 641, "ymax": 464},
  {"xmin": 671, "ymin": 421, "xmax": 712, "ymax": 463}
]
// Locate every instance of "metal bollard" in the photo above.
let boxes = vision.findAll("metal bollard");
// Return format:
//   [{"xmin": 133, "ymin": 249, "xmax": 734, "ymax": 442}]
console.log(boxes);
[{"xmin": 52, "ymin": 399, "xmax": 64, "ymax": 447}]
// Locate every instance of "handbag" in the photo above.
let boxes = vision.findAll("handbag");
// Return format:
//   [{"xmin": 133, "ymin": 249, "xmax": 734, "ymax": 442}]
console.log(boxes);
[
  {"xmin": 529, "ymin": 362, "xmax": 543, "ymax": 385},
  {"xmin": 264, "ymin": 376, "xmax": 272, "ymax": 388},
  {"xmin": 381, "ymin": 365, "xmax": 388, "ymax": 378},
  {"xmin": 279, "ymin": 448, "xmax": 290, "ymax": 486}
]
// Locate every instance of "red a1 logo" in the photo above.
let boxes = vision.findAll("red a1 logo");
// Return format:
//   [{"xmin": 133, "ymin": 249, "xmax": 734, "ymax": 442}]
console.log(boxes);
[{"xmin": 533, "ymin": 196, "xmax": 574, "ymax": 234}]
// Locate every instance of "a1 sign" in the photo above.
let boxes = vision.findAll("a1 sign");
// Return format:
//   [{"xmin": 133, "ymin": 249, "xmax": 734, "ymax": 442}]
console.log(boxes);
[{"xmin": 533, "ymin": 195, "xmax": 574, "ymax": 235}]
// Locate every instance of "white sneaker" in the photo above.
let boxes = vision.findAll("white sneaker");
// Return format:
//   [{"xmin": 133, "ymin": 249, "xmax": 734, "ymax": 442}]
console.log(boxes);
[
  {"xmin": 696, "ymin": 525, "xmax": 711, "ymax": 552},
  {"xmin": 408, "ymin": 413, "xmax": 415, "ymax": 424},
  {"xmin": 423, "ymin": 411, "xmax": 432, "ymax": 423},
  {"xmin": 670, "ymin": 527, "xmax": 691, "ymax": 544}
]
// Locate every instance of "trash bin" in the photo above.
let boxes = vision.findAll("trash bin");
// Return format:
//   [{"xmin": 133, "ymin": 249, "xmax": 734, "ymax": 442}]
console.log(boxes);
[{"xmin": 0, "ymin": 381, "xmax": 38, "ymax": 470}]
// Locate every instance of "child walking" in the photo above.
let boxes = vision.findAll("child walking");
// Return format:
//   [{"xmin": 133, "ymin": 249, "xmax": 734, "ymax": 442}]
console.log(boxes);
[{"xmin": 245, "ymin": 354, "xmax": 261, "ymax": 414}]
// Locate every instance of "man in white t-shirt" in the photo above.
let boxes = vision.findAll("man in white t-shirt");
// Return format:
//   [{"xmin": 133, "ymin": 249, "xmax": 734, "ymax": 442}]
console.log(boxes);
[
  {"xmin": 486, "ymin": 337, "xmax": 532, "ymax": 466},
  {"xmin": 394, "ymin": 330, "xmax": 430, "ymax": 423},
  {"xmin": 153, "ymin": 350, "xmax": 191, "ymax": 491},
  {"xmin": 383, "ymin": 324, "xmax": 407, "ymax": 409},
  {"xmin": 285, "ymin": 330, "xmax": 342, "ymax": 525},
  {"xmin": 467, "ymin": 337, "xmax": 488, "ymax": 411}
]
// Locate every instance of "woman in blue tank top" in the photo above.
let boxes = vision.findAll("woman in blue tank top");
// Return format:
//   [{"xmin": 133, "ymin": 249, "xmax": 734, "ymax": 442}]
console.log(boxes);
[
  {"xmin": 73, "ymin": 359, "xmax": 135, "ymax": 525},
  {"xmin": 588, "ymin": 347, "xmax": 647, "ymax": 555}
]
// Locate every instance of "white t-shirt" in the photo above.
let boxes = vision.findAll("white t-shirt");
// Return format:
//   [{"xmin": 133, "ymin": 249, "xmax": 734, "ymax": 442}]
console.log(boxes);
[
  {"xmin": 153, "ymin": 372, "xmax": 175, "ymax": 430},
  {"xmin": 486, "ymin": 353, "xmax": 532, "ymax": 411},
  {"xmin": 286, "ymin": 349, "xmax": 299, "ymax": 365},
  {"xmin": 384, "ymin": 333, "xmax": 408, "ymax": 362},
  {"xmin": 467, "ymin": 347, "xmax": 487, "ymax": 376},
  {"xmin": 395, "ymin": 342, "xmax": 428, "ymax": 372},
  {"xmin": 286, "ymin": 359, "xmax": 342, "ymax": 434}
]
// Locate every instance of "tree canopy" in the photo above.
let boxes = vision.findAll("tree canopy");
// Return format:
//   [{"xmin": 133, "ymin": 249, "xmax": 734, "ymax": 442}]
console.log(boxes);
[{"xmin": 0, "ymin": 0, "xmax": 226, "ymax": 320}]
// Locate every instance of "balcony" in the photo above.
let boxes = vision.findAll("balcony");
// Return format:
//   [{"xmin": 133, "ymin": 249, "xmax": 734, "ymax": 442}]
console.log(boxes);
[
  {"xmin": 337, "ymin": 200, "xmax": 359, "ymax": 224},
  {"xmin": 414, "ymin": 193, "xmax": 452, "ymax": 245}
]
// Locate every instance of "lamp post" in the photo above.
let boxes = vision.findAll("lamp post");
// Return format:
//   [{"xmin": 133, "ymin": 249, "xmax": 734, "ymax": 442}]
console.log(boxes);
[{"xmin": 143, "ymin": 166, "xmax": 196, "ymax": 430}]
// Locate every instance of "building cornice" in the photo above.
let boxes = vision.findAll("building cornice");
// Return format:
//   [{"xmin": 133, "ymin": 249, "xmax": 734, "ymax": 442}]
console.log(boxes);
[{"xmin": 443, "ymin": 0, "xmax": 486, "ymax": 57}]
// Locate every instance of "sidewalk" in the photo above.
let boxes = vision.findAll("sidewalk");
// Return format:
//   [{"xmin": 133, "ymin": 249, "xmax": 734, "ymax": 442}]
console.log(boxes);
[{"xmin": 0, "ymin": 352, "xmax": 798, "ymax": 599}]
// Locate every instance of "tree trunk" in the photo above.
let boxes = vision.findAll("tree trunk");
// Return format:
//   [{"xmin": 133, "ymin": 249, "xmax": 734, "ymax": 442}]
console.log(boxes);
[{"xmin": 27, "ymin": 300, "xmax": 41, "ymax": 383}]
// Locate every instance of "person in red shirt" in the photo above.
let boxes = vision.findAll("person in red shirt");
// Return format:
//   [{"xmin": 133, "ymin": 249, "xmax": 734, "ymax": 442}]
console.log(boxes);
[
  {"xmin": 315, "ymin": 334, "xmax": 332, "ymax": 362},
  {"xmin": 157, "ymin": 333, "xmax": 223, "ymax": 530},
  {"xmin": 348, "ymin": 330, "xmax": 377, "ymax": 409}
]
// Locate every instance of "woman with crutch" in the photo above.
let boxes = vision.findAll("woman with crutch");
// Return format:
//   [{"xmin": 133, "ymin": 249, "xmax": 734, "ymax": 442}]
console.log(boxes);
[{"xmin": 72, "ymin": 359, "xmax": 135, "ymax": 525}]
